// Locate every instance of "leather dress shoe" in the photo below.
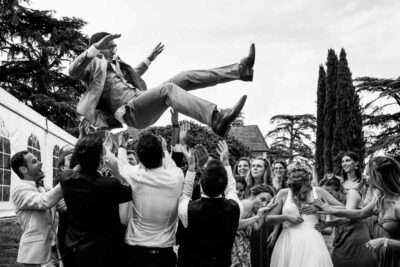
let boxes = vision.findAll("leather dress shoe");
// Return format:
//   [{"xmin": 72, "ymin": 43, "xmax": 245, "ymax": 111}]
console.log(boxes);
[
  {"xmin": 238, "ymin": 44, "xmax": 255, "ymax": 81},
  {"xmin": 211, "ymin": 95, "xmax": 247, "ymax": 137}
]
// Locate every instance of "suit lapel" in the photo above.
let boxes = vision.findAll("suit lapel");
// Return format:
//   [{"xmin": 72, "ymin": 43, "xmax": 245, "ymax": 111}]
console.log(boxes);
[{"xmin": 117, "ymin": 58, "xmax": 147, "ymax": 90}]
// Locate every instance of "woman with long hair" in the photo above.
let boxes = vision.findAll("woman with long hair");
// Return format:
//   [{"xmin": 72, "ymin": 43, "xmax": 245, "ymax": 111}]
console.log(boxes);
[
  {"xmin": 315, "ymin": 156, "xmax": 400, "ymax": 267},
  {"xmin": 244, "ymin": 158, "xmax": 273, "ymax": 267},
  {"xmin": 317, "ymin": 173, "xmax": 377, "ymax": 267},
  {"xmin": 231, "ymin": 184, "xmax": 276, "ymax": 267},
  {"xmin": 233, "ymin": 157, "xmax": 251, "ymax": 180},
  {"xmin": 245, "ymin": 158, "xmax": 272, "ymax": 198},
  {"xmin": 267, "ymin": 161, "xmax": 344, "ymax": 267},
  {"xmin": 271, "ymin": 159, "xmax": 288, "ymax": 192}
]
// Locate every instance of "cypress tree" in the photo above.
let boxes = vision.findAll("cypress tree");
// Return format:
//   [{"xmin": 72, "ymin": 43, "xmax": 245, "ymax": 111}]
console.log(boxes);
[
  {"xmin": 315, "ymin": 65, "xmax": 326, "ymax": 180},
  {"xmin": 323, "ymin": 49, "xmax": 338, "ymax": 173},
  {"xmin": 333, "ymin": 49, "xmax": 364, "ymax": 173}
]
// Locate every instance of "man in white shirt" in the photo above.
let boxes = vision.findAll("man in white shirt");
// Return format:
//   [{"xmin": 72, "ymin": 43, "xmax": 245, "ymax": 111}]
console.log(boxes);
[{"xmin": 105, "ymin": 133, "xmax": 184, "ymax": 267}]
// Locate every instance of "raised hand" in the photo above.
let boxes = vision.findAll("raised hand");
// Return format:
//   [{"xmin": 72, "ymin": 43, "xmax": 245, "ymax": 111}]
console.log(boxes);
[
  {"xmin": 147, "ymin": 42, "xmax": 165, "ymax": 61},
  {"xmin": 78, "ymin": 118, "xmax": 94, "ymax": 139},
  {"xmin": 94, "ymin": 34, "xmax": 121, "ymax": 50},
  {"xmin": 216, "ymin": 140, "xmax": 229, "ymax": 166},
  {"xmin": 118, "ymin": 130, "xmax": 129, "ymax": 149},
  {"xmin": 103, "ymin": 131, "xmax": 114, "ymax": 152},
  {"xmin": 179, "ymin": 122, "xmax": 190, "ymax": 146},
  {"xmin": 194, "ymin": 145, "xmax": 209, "ymax": 169}
]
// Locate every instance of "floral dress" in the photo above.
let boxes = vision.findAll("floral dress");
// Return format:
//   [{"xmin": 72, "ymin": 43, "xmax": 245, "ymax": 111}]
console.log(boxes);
[{"xmin": 231, "ymin": 217, "xmax": 252, "ymax": 266}]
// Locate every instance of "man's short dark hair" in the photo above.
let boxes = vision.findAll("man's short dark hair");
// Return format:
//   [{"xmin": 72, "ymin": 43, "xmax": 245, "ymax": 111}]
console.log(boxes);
[
  {"xmin": 73, "ymin": 134, "xmax": 103, "ymax": 170},
  {"xmin": 201, "ymin": 159, "xmax": 228, "ymax": 197},
  {"xmin": 136, "ymin": 133, "xmax": 163, "ymax": 169},
  {"xmin": 89, "ymin": 32, "xmax": 110, "ymax": 46},
  {"xmin": 11, "ymin": 151, "xmax": 29, "ymax": 179}
]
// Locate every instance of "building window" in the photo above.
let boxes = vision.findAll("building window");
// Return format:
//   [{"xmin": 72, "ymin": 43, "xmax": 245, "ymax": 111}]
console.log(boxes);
[
  {"xmin": 0, "ymin": 118, "xmax": 11, "ymax": 202},
  {"xmin": 27, "ymin": 134, "xmax": 41, "ymax": 162},
  {"xmin": 53, "ymin": 145, "xmax": 60, "ymax": 187}
]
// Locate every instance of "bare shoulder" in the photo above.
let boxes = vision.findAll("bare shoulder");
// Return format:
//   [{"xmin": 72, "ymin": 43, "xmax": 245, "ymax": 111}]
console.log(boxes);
[{"xmin": 275, "ymin": 188, "xmax": 289, "ymax": 203}]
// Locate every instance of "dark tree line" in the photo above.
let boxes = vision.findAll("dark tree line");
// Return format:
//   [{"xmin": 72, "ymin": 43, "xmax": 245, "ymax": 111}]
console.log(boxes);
[
  {"xmin": 355, "ymin": 77, "xmax": 400, "ymax": 156},
  {"xmin": 0, "ymin": 0, "xmax": 88, "ymax": 135}
]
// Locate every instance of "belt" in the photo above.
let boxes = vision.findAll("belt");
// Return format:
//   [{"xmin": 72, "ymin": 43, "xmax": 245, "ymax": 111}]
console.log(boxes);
[{"xmin": 130, "ymin": 245, "xmax": 173, "ymax": 254}]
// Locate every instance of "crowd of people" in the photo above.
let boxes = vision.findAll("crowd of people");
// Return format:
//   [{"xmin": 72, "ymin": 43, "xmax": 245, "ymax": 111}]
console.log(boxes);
[
  {"xmin": 7, "ymin": 32, "xmax": 400, "ymax": 267},
  {"xmin": 8, "ymin": 112, "xmax": 400, "ymax": 267}
]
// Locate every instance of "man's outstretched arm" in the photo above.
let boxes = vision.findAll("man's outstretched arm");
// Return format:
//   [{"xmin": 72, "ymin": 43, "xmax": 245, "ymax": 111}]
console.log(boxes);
[
  {"xmin": 134, "ymin": 42, "xmax": 165, "ymax": 75},
  {"xmin": 69, "ymin": 34, "xmax": 121, "ymax": 80}
]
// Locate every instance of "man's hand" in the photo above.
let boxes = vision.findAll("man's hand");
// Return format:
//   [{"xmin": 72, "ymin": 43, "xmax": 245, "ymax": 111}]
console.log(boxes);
[
  {"xmin": 194, "ymin": 145, "xmax": 209, "ymax": 169},
  {"xmin": 147, "ymin": 42, "xmax": 165, "ymax": 61},
  {"xmin": 216, "ymin": 140, "xmax": 229, "ymax": 166},
  {"xmin": 78, "ymin": 118, "xmax": 94, "ymax": 139},
  {"xmin": 94, "ymin": 34, "xmax": 121, "ymax": 50},
  {"xmin": 118, "ymin": 130, "xmax": 129, "ymax": 149},
  {"xmin": 179, "ymin": 122, "xmax": 190, "ymax": 146},
  {"xmin": 103, "ymin": 131, "xmax": 114, "ymax": 152}
]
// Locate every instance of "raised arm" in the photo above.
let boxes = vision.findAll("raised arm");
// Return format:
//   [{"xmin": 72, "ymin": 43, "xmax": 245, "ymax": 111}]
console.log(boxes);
[
  {"xmin": 12, "ymin": 184, "xmax": 64, "ymax": 210},
  {"xmin": 216, "ymin": 140, "xmax": 243, "ymax": 217},
  {"xmin": 133, "ymin": 42, "xmax": 165, "ymax": 75},
  {"xmin": 69, "ymin": 34, "xmax": 121, "ymax": 80},
  {"xmin": 178, "ymin": 148, "xmax": 196, "ymax": 228}
]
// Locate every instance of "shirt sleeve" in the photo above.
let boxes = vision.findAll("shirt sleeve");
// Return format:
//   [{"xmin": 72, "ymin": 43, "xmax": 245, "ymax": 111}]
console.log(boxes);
[
  {"xmin": 143, "ymin": 59, "xmax": 151, "ymax": 67},
  {"xmin": 224, "ymin": 166, "xmax": 243, "ymax": 218},
  {"xmin": 87, "ymin": 45, "xmax": 99, "ymax": 57},
  {"xmin": 104, "ymin": 147, "xmax": 136, "ymax": 185},
  {"xmin": 178, "ymin": 171, "xmax": 196, "ymax": 228}
]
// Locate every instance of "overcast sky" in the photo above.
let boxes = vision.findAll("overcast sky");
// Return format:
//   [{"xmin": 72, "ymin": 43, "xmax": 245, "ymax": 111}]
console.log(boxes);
[{"xmin": 29, "ymin": 0, "xmax": 400, "ymax": 138}]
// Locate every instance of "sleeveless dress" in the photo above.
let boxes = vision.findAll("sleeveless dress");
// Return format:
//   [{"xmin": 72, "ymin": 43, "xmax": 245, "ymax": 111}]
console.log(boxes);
[
  {"xmin": 270, "ymin": 187, "xmax": 333, "ymax": 267},
  {"xmin": 331, "ymin": 188, "xmax": 377, "ymax": 267},
  {"xmin": 375, "ymin": 198, "xmax": 400, "ymax": 267}
]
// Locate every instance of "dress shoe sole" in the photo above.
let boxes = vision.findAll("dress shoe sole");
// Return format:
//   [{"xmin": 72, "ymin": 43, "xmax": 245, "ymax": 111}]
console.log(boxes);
[{"xmin": 216, "ymin": 95, "xmax": 247, "ymax": 137}]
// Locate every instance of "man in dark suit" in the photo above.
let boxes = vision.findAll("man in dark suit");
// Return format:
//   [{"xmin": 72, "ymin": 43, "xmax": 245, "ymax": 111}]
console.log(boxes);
[
  {"xmin": 59, "ymin": 134, "xmax": 132, "ymax": 267},
  {"xmin": 69, "ymin": 32, "xmax": 254, "ymax": 137}
]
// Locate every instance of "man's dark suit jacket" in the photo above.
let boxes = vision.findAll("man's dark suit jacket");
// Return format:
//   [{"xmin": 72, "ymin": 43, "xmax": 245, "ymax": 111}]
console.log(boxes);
[{"xmin": 60, "ymin": 168, "xmax": 132, "ymax": 267}]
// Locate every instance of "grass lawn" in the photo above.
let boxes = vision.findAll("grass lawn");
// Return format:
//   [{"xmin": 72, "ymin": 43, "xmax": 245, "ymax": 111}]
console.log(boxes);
[{"xmin": 0, "ymin": 218, "xmax": 23, "ymax": 267}]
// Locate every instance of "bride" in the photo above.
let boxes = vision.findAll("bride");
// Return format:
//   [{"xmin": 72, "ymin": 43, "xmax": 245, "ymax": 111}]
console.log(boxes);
[{"xmin": 266, "ymin": 161, "xmax": 344, "ymax": 267}]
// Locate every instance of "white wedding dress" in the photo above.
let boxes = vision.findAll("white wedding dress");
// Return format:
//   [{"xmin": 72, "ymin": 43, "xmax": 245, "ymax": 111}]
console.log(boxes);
[{"xmin": 270, "ymin": 187, "xmax": 333, "ymax": 267}]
